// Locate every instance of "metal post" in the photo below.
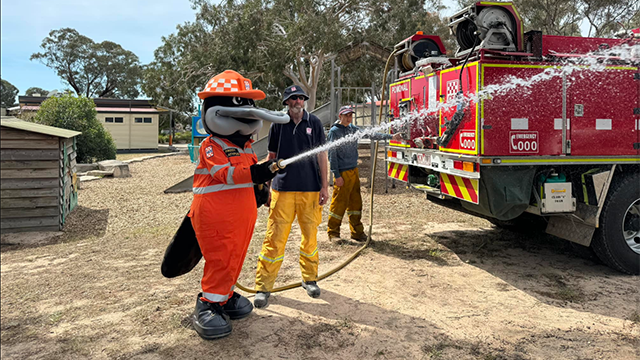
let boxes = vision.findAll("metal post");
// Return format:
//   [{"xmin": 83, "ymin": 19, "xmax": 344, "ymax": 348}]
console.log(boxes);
[
  {"xmin": 330, "ymin": 59, "xmax": 336, "ymax": 125},
  {"xmin": 370, "ymin": 84, "xmax": 377, "ymax": 189},
  {"xmin": 337, "ymin": 67, "xmax": 342, "ymax": 111},
  {"xmin": 169, "ymin": 110, "xmax": 175, "ymax": 150}
]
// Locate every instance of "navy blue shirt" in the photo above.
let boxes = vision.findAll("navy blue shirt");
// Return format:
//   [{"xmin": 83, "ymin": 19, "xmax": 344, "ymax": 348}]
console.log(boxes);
[{"xmin": 268, "ymin": 110, "xmax": 325, "ymax": 192}]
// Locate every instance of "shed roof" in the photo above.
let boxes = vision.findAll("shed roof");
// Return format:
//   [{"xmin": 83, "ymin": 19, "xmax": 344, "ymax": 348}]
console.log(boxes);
[{"xmin": 1, "ymin": 116, "xmax": 81, "ymax": 138}]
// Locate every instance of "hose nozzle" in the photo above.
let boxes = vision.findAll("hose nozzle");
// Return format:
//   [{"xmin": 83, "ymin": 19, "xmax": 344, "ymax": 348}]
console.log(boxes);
[{"xmin": 269, "ymin": 159, "xmax": 286, "ymax": 173}]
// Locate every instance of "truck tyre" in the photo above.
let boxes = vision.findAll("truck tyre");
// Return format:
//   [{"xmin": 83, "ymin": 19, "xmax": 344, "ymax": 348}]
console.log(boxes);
[
  {"xmin": 488, "ymin": 213, "xmax": 547, "ymax": 233},
  {"xmin": 591, "ymin": 173, "xmax": 640, "ymax": 275}
]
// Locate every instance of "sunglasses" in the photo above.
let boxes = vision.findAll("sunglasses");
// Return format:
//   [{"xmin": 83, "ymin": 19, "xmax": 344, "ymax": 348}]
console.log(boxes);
[{"xmin": 289, "ymin": 95, "xmax": 306, "ymax": 101}]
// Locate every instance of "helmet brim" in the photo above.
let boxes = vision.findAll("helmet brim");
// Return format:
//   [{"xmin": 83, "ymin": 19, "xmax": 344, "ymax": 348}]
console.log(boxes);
[{"xmin": 198, "ymin": 89, "xmax": 266, "ymax": 101}]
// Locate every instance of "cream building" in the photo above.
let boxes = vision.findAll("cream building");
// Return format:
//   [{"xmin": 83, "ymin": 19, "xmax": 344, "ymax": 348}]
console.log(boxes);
[{"xmin": 18, "ymin": 96, "xmax": 160, "ymax": 151}]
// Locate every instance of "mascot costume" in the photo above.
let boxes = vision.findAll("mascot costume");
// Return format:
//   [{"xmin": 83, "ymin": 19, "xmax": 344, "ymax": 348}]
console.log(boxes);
[{"xmin": 161, "ymin": 70, "xmax": 289, "ymax": 340}]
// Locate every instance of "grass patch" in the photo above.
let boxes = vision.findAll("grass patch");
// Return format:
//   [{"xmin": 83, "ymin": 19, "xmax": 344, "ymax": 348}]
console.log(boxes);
[{"xmin": 49, "ymin": 311, "xmax": 64, "ymax": 324}]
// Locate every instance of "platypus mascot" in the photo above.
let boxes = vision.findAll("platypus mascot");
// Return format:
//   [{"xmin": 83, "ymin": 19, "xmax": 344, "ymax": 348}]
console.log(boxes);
[{"xmin": 161, "ymin": 70, "xmax": 289, "ymax": 340}]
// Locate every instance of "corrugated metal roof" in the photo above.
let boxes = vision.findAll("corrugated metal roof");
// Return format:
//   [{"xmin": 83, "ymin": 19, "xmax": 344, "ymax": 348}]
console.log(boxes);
[
  {"xmin": 1, "ymin": 116, "xmax": 81, "ymax": 138},
  {"xmin": 20, "ymin": 105, "xmax": 159, "ymax": 113}
]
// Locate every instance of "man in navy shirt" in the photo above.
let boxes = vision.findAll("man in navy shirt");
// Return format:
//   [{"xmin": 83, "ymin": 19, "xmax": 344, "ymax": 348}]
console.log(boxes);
[{"xmin": 254, "ymin": 85, "xmax": 328, "ymax": 308}]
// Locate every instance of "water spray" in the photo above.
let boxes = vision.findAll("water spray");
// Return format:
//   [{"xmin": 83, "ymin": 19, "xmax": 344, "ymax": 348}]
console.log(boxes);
[{"xmin": 234, "ymin": 38, "xmax": 639, "ymax": 295}]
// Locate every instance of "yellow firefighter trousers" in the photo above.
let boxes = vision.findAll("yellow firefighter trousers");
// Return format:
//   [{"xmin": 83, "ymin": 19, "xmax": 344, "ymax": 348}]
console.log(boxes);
[
  {"xmin": 255, "ymin": 190, "xmax": 322, "ymax": 292},
  {"xmin": 327, "ymin": 168, "xmax": 364, "ymax": 238}
]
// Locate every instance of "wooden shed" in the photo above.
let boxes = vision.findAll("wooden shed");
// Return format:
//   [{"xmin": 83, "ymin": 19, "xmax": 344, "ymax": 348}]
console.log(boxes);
[{"xmin": 1, "ymin": 116, "xmax": 81, "ymax": 233}]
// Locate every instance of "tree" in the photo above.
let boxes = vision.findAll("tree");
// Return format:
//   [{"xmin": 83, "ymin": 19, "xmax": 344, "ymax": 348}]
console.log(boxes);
[
  {"xmin": 35, "ymin": 94, "xmax": 117, "ymax": 163},
  {"xmin": 1, "ymin": 79, "xmax": 19, "ymax": 107},
  {"xmin": 31, "ymin": 28, "xmax": 142, "ymax": 99},
  {"xmin": 25, "ymin": 87, "xmax": 49, "ymax": 97},
  {"xmin": 580, "ymin": 0, "xmax": 640, "ymax": 37},
  {"xmin": 144, "ymin": 0, "xmax": 453, "ymax": 114}
]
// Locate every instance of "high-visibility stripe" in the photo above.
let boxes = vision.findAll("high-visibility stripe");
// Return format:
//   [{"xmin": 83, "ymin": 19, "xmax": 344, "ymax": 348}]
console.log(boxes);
[
  {"xmin": 448, "ymin": 175, "xmax": 464, "ymax": 199},
  {"xmin": 259, "ymin": 253, "xmax": 284, "ymax": 263},
  {"xmin": 203, "ymin": 292, "xmax": 229, "ymax": 302},
  {"xmin": 193, "ymin": 183, "xmax": 253, "ymax": 194},
  {"xmin": 210, "ymin": 163, "xmax": 230, "ymax": 176},
  {"xmin": 398, "ymin": 164, "xmax": 408, "ymax": 181},
  {"xmin": 329, "ymin": 211, "xmax": 343, "ymax": 220},
  {"xmin": 346, "ymin": 210, "xmax": 361, "ymax": 216},
  {"xmin": 300, "ymin": 248, "xmax": 318, "ymax": 258},
  {"xmin": 226, "ymin": 166, "xmax": 235, "ymax": 184},
  {"xmin": 440, "ymin": 173, "xmax": 479, "ymax": 204},
  {"xmin": 461, "ymin": 177, "xmax": 478, "ymax": 203},
  {"xmin": 454, "ymin": 175, "xmax": 471, "ymax": 201},
  {"xmin": 194, "ymin": 168, "xmax": 209, "ymax": 175},
  {"xmin": 440, "ymin": 173, "xmax": 456, "ymax": 196},
  {"xmin": 499, "ymin": 158, "xmax": 640, "ymax": 164}
]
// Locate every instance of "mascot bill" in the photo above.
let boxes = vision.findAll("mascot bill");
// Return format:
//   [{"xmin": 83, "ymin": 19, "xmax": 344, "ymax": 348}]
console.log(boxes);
[{"xmin": 162, "ymin": 70, "xmax": 288, "ymax": 340}]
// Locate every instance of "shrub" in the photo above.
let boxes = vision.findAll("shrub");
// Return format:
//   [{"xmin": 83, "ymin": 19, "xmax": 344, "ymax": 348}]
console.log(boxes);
[
  {"xmin": 174, "ymin": 131, "xmax": 192, "ymax": 143},
  {"xmin": 35, "ymin": 94, "xmax": 117, "ymax": 163},
  {"xmin": 158, "ymin": 134, "xmax": 169, "ymax": 144}
]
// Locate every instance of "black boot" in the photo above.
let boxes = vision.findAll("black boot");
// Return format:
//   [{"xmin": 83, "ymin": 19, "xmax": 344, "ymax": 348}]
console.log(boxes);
[
  {"xmin": 222, "ymin": 292, "xmax": 254, "ymax": 320},
  {"xmin": 191, "ymin": 294, "xmax": 232, "ymax": 340}
]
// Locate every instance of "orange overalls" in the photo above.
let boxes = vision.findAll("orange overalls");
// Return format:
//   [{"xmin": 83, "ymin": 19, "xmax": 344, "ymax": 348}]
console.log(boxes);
[{"xmin": 189, "ymin": 136, "xmax": 257, "ymax": 303}]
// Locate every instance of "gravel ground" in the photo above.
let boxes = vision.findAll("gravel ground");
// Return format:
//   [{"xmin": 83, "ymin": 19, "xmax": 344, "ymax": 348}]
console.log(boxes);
[{"xmin": 1, "ymin": 150, "xmax": 638, "ymax": 360}]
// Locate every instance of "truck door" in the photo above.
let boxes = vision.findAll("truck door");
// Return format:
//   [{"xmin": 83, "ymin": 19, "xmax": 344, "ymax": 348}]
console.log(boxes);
[{"xmin": 569, "ymin": 67, "xmax": 638, "ymax": 156}]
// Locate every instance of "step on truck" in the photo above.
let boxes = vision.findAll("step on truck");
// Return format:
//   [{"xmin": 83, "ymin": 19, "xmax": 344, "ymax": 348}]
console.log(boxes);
[{"xmin": 385, "ymin": 1, "xmax": 640, "ymax": 274}]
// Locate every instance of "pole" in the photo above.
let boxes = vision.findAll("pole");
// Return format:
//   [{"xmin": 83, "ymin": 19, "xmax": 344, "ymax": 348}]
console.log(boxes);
[{"xmin": 330, "ymin": 59, "xmax": 336, "ymax": 125}]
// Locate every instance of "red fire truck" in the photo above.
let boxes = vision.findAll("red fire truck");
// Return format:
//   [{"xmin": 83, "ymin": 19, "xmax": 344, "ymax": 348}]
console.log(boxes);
[{"xmin": 385, "ymin": 1, "xmax": 640, "ymax": 274}]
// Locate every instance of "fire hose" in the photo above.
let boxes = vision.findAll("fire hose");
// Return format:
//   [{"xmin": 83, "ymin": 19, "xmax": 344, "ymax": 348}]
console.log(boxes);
[{"xmin": 234, "ymin": 50, "xmax": 398, "ymax": 294}]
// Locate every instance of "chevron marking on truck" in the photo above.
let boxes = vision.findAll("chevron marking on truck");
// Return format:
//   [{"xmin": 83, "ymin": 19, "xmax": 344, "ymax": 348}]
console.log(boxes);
[
  {"xmin": 387, "ymin": 162, "xmax": 409, "ymax": 182},
  {"xmin": 440, "ymin": 173, "xmax": 479, "ymax": 204}
]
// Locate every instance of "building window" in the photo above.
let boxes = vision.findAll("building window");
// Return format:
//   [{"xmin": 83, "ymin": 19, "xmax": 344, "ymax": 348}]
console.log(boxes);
[
  {"xmin": 143, "ymin": 117, "xmax": 152, "ymax": 123},
  {"xmin": 115, "ymin": 117, "xmax": 124, "ymax": 123},
  {"xmin": 105, "ymin": 117, "xmax": 114, "ymax": 123},
  {"xmin": 135, "ymin": 117, "xmax": 143, "ymax": 123}
]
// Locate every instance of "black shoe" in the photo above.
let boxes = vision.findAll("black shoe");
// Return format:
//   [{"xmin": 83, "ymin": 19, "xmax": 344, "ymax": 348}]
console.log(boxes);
[
  {"xmin": 222, "ymin": 292, "xmax": 253, "ymax": 320},
  {"xmin": 191, "ymin": 294, "xmax": 232, "ymax": 340},
  {"xmin": 301, "ymin": 281, "xmax": 321, "ymax": 298},
  {"xmin": 254, "ymin": 292, "xmax": 270, "ymax": 308}
]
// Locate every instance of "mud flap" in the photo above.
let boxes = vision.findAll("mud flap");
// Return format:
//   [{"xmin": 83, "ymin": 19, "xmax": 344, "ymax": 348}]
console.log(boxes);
[
  {"xmin": 161, "ymin": 212, "xmax": 202, "ymax": 278},
  {"xmin": 461, "ymin": 166, "xmax": 536, "ymax": 221}
]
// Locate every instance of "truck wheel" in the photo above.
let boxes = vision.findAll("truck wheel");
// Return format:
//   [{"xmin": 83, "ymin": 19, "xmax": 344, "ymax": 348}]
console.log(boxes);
[
  {"xmin": 488, "ymin": 213, "xmax": 547, "ymax": 233},
  {"xmin": 591, "ymin": 173, "xmax": 640, "ymax": 275}
]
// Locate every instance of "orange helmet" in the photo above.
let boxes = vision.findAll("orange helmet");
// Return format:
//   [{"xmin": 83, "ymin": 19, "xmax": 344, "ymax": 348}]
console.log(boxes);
[{"xmin": 198, "ymin": 70, "xmax": 265, "ymax": 100}]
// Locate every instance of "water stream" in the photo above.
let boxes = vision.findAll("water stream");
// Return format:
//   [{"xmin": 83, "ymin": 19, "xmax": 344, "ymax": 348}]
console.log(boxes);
[{"xmin": 279, "ymin": 42, "xmax": 639, "ymax": 167}]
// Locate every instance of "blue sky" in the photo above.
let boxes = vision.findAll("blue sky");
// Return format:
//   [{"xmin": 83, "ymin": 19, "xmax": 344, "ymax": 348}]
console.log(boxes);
[
  {"xmin": 2, "ymin": 0, "xmax": 591, "ymax": 101},
  {"xmin": 1, "ymin": 0, "xmax": 198, "ymax": 97}
]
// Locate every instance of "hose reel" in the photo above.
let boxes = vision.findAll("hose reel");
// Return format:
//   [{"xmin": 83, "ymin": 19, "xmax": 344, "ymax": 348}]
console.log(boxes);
[
  {"xmin": 400, "ymin": 39, "xmax": 445, "ymax": 72},
  {"xmin": 449, "ymin": 4, "xmax": 519, "ymax": 57}
]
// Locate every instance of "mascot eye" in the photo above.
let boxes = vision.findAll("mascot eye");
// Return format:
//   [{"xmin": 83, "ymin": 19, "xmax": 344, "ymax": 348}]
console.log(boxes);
[{"xmin": 232, "ymin": 97, "xmax": 243, "ymax": 105}]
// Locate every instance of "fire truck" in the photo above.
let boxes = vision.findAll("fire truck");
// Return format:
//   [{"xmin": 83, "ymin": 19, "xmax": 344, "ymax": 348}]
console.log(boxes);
[{"xmin": 385, "ymin": 1, "xmax": 640, "ymax": 274}]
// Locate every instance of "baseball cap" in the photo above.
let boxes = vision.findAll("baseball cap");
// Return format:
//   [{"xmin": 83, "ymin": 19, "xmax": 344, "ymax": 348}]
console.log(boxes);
[
  {"xmin": 339, "ymin": 105, "xmax": 355, "ymax": 115},
  {"xmin": 282, "ymin": 85, "xmax": 309, "ymax": 105}
]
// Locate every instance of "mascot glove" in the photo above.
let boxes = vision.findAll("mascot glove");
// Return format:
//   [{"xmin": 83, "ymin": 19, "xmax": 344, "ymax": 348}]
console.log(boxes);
[
  {"xmin": 254, "ymin": 183, "xmax": 270, "ymax": 208},
  {"xmin": 250, "ymin": 160, "xmax": 278, "ymax": 184}
]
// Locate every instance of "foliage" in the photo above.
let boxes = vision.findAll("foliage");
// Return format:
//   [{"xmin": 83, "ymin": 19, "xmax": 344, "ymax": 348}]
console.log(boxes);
[
  {"xmin": 173, "ymin": 131, "xmax": 192, "ymax": 143},
  {"xmin": 144, "ymin": 0, "xmax": 452, "ymax": 114},
  {"xmin": 1, "ymin": 79, "xmax": 19, "ymax": 107},
  {"xmin": 34, "ymin": 94, "xmax": 117, "ymax": 163},
  {"xmin": 31, "ymin": 28, "xmax": 142, "ymax": 99},
  {"xmin": 25, "ymin": 87, "xmax": 49, "ymax": 97},
  {"xmin": 158, "ymin": 134, "xmax": 169, "ymax": 144}
]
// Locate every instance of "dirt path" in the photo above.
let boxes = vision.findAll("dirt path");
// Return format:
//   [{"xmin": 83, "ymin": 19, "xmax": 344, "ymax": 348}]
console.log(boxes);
[{"xmin": 1, "ymin": 152, "xmax": 638, "ymax": 359}]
